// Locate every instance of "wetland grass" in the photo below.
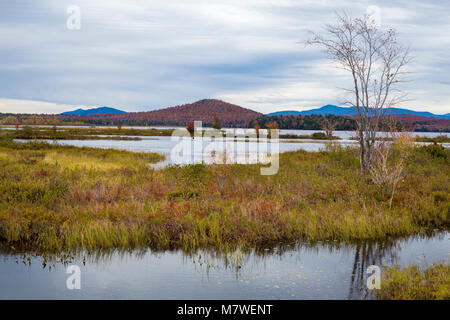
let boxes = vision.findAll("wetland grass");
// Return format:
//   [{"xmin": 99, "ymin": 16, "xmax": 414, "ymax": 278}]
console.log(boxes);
[
  {"xmin": 374, "ymin": 264, "xmax": 450, "ymax": 300},
  {"xmin": 0, "ymin": 137, "xmax": 448, "ymax": 253},
  {"xmin": 2, "ymin": 126, "xmax": 344, "ymax": 141}
]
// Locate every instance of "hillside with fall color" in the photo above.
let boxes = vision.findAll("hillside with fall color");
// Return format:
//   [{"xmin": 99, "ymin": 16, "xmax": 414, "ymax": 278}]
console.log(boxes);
[
  {"xmin": 389, "ymin": 114, "xmax": 450, "ymax": 132},
  {"xmin": 0, "ymin": 99, "xmax": 448, "ymax": 132},
  {"xmin": 70, "ymin": 99, "xmax": 262, "ymax": 127}
]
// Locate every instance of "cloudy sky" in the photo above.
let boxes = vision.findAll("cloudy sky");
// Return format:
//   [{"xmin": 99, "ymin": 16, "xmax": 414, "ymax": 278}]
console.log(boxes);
[{"xmin": 0, "ymin": 0, "xmax": 449, "ymax": 114}]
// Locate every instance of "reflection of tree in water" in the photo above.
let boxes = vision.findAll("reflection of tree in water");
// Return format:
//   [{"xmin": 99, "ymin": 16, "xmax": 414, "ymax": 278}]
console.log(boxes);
[
  {"xmin": 0, "ymin": 245, "xmax": 152, "ymax": 270},
  {"xmin": 347, "ymin": 231, "xmax": 445, "ymax": 299},
  {"xmin": 1, "ymin": 232, "xmax": 445, "ymax": 299},
  {"xmin": 346, "ymin": 237, "xmax": 427, "ymax": 299}
]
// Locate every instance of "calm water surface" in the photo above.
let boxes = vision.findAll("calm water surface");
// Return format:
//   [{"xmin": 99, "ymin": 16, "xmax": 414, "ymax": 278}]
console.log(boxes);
[
  {"xmin": 0, "ymin": 232, "xmax": 448, "ymax": 299},
  {"xmin": 15, "ymin": 131, "xmax": 449, "ymax": 168}
]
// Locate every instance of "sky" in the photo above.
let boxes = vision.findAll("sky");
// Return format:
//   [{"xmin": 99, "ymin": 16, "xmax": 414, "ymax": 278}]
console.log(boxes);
[{"xmin": 0, "ymin": 0, "xmax": 449, "ymax": 115}]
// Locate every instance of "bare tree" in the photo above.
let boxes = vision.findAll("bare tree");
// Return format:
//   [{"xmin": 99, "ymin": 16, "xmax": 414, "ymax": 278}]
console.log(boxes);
[
  {"xmin": 307, "ymin": 12, "xmax": 411, "ymax": 173},
  {"xmin": 322, "ymin": 116, "xmax": 336, "ymax": 138}
]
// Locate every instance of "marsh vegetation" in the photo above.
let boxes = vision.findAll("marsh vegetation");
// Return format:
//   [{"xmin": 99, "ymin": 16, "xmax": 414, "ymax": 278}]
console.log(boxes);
[
  {"xmin": 0, "ymin": 136, "xmax": 448, "ymax": 253},
  {"xmin": 1, "ymin": 126, "xmax": 344, "ymax": 141},
  {"xmin": 374, "ymin": 264, "xmax": 450, "ymax": 300}
]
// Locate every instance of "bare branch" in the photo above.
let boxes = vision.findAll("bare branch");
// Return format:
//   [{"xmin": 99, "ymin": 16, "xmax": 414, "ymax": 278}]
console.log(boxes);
[{"xmin": 306, "ymin": 12, "xmax": 411, "ymax": 173}]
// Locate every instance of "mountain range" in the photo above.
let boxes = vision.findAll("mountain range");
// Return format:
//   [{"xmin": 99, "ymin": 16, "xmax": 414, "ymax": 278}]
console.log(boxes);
[
  {"xmin": 58, "ymin": 100, "xmax": 449, "ymax": 131},
  {"xmin": 62, "ymin": 107, "xmax": 126, "ymax": 116},
  {"xmin": 63, "ymin": 103, "xmax": 450, "ymax": 120},
  {"xmin": 267, "ymin": 105, "xmax": 450, "ymax": 119},
  {"xmin": 61, "ymin": 99, "xmax": 262, "ymax": 127}
]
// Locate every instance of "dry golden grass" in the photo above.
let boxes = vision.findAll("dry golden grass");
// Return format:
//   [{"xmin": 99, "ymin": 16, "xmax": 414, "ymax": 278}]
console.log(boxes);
[{"xmin": 42, "ymin": 152, "xmax": 124, "ymax": 171}]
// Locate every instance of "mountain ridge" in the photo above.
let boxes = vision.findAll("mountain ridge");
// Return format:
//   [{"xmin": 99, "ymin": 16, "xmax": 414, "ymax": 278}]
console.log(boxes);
[
  {"xmin": 268, "ymin": 105, "xmax": 450, "ymax": 119},
  {"xmin": 62, "ymin": 107, "xmax": 126, "ymax": 116},
  {"xmin": 64, "ymin": 99, "xmax": 262, "ymax": 127}
]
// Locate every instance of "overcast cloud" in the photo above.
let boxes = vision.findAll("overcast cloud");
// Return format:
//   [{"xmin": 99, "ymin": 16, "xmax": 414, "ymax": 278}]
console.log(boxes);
[{"xmin": 0, "ymin": 0, "xmax": 449, "ymax": 114}]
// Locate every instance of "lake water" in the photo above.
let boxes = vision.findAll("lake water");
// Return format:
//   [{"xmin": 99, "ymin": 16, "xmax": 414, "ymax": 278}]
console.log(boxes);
[
  {"xmin": 23, "ymin": 136, "xmax": 356, "ymax": 168},
  {"xmin": 1, "ymin": 125, "xmax": 448, "ymax": 138},
  {"xmin": 14, "ymin": 129, "xmax": 449, "ymax": 168},
  {"xmin": 0, "ymin": 232, "xmax": 448, "ymax": 299}
]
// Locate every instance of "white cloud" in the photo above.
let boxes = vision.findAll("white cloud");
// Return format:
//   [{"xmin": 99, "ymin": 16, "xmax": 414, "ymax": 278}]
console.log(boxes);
[
  {"xmin": 218, "ymin": 81, "xmax": 341, "ymax": 114},
  {"xmin": 0, "ymin": 0, "xmax": 449, "ymax": 114},
  {"xmin": 0, "ymin": 98, "xmax": 77, "ymax": 114}
]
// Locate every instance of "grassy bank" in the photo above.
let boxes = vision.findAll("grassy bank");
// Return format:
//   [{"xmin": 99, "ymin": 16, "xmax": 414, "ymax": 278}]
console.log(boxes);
[
  {"xmin": 1, "ymin": 126, "xmax": 170, "ymax": 140},
  {"xmin": 374, "ymin": 264, "xmax": 449, "ymax": 300},
  {"xmin": 349, "ymin": 134, "xmax": 450, "ymax": 143},
  {"xmin": 279, "ymin": 132, "xmax": 341, "ymax": 140},
  {"xmin": 1, "ymin": 126, "xmax": 343, "ymax": 141},
  {"xmin": 414, "ymin": 135, "xmax": 450, "ymax": 143},
  {"xmin": 0, "ymin": 137, "xmax": 448, "ymax": 253}
]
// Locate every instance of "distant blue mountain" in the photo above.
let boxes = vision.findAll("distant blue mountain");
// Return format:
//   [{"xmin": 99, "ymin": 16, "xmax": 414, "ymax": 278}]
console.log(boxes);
[
  {"xmin": 268, "ymin": 105, "xmax": 354, "ymax": 116},
  {"xmin": 62, "ymin": 107, "xmax": 126, "ymax": 116},
  {"xmin": 267, "ymin": 105, "xmax": 450, "ymax": 119}
]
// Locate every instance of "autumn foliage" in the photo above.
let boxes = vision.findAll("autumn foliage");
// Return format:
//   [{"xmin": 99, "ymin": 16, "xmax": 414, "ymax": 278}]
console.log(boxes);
[{"xmin": 75, "ymin": 99, "xmax": 262, "ymax": 127}]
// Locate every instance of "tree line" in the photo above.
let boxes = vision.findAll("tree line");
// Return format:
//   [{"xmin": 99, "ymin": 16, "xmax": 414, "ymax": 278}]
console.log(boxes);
[{"xmin": 249, "ymin": 114, "xmax": 359, "ymax": 130}]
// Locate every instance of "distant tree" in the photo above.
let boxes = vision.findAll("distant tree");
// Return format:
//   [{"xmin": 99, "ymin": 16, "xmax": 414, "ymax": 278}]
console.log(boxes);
[
  {"xmin": 50, "ymin": 117, "xmax": 61, "ymax": 126},
  {"xmin": 186, "ymin": 121, "xmax": 195, "ymax": 137},
  {"xmin": 265, "ymin": 121, "xmax": 278, "ymax": 130},
  {"xmin": 322, "ymin": 116, "xmax": 336, "ymax": 138},
  {"xmin": 307, "ymin": 12, "xmax": 411, "ymax": 173},
  {"xmin": 249, "ymin": 114, "xmax": 358, "ymax": 131},
  {"xmin": 3, "ymin": 116, "xmax": 18, "ymax": 125},
  {"xmin": 212, "ymin": 116, "xmax": 222, "ymax": 130},
  {"xmin": 253, "ymin": 123, "xmax": 261, "ymax": 138}
]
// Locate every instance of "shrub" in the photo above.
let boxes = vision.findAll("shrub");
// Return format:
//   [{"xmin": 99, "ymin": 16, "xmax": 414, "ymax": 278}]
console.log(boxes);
[
  {"xmin": 369, "ymin": 132, "xmax": 415, "ymax": 208},
  {"xmin": 418, "ymin": 144, "xmax": 447, "ymax": 160},
  {"xmin": 312, "ymin": 132, "xmax": 328, "ymax": 139}
]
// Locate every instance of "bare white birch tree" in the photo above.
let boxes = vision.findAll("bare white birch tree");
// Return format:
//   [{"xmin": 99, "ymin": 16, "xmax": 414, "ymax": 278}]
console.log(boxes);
[{"xmin": 307, "ymin": 12, "xmax": 411, "ymax": 173}]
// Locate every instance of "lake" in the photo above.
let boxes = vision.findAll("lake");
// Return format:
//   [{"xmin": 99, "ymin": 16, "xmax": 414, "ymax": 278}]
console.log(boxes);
[
  {"xmin": 0, "ymin": 232, "xmax": 448, "ymax": 299},
  {"xmin": 13, "ymin": 129, "xmax": 449, "ymax": 168}
]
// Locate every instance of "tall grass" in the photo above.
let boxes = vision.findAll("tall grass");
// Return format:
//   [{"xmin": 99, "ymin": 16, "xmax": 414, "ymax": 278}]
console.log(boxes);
[{"xmin": 373, "ymin": 264, "xmax": 450, "ymax": 300}]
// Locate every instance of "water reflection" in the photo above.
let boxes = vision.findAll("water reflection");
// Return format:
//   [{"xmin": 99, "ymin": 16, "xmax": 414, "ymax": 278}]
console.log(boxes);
[
  {"xmin": 347, "ymin": 240, "xmax": 400, "ymax": 299},
  {"xmin": 0, "ymin": 232, "xmax": 448, "ymax": 299}
]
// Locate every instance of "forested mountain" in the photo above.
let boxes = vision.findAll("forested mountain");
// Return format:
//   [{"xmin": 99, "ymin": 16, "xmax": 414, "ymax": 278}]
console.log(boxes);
[
  {"xmin": 0, "ymin": 99, "xmax": 449, "ymax": 132},
  {"xmin": 62, "ymin": 107, "xmax": 126, "ymax": 116},
  {"xmin": 250, "ymin": 114, "xmax": 358, "ymax": 130},
  {"xmin": 251, "ymin": 114, "xmax": 450, "ymax": 132},
  {"xmin": 390, "ymin": 115, "xmax": 450, "ymax": 132},
  {"xmin": 268, "ymin": 105, "xmax": 450, "ymax": 119},
  {"xmin": 66, "ymin": 99, "xmax": 262, "ymax": 127}
]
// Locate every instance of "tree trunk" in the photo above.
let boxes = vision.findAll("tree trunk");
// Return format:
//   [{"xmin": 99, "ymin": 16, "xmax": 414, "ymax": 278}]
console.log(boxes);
[{"xmin": 360, "ymin": 139, "xmax": 366, "ymax": 173}]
